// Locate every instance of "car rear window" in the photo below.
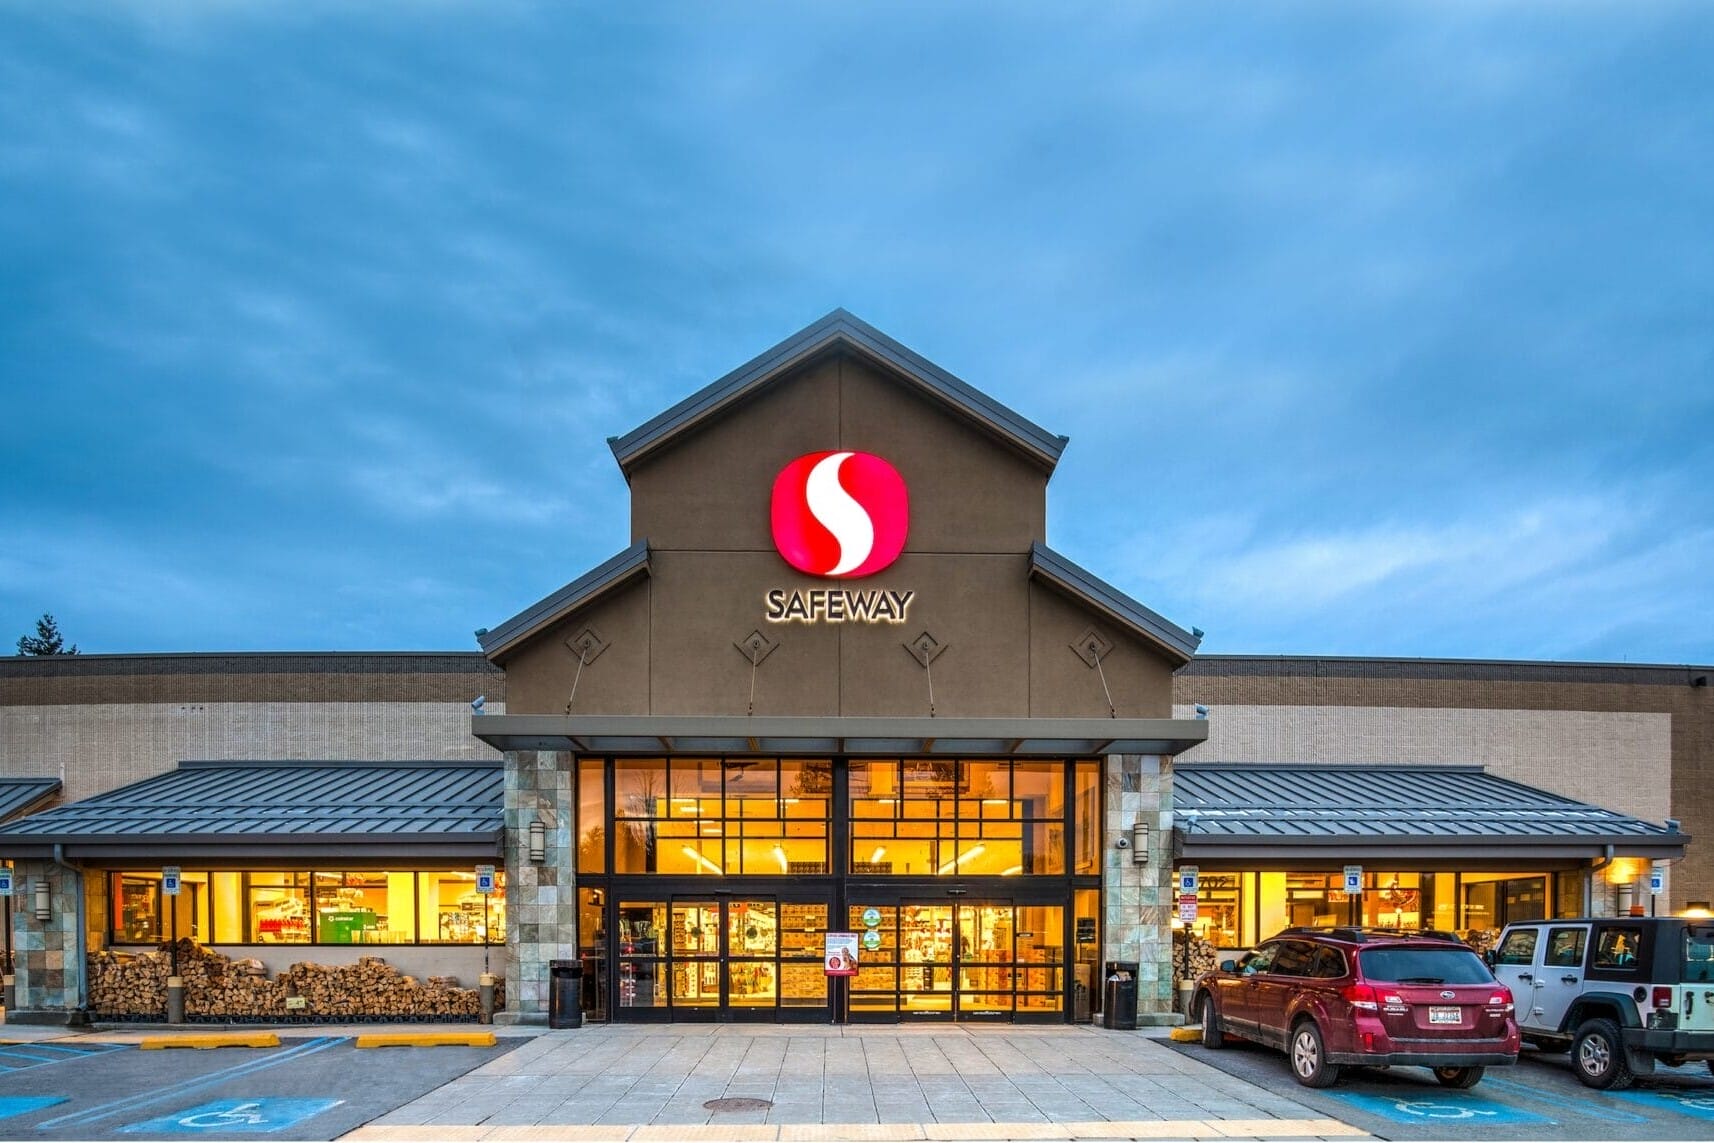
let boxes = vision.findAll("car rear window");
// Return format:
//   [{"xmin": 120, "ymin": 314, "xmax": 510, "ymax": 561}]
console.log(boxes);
[
  {"xmin": 1359, "ymin": 946, "xmax": 1492, "ymax": 985},
  {"xmin": 1685, "ymin": 927, "xmax": 1714, "ymax": 984}
]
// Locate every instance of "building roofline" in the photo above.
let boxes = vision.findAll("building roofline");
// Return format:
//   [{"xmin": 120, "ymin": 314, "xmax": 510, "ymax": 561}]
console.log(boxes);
[
  {"xmin": 477, "ymin": 540, "xmax": 651, "ymax": 661},
  {"xmin": 607, "ymin": 309, "xmax": 1069, "ymax": 477},
  {"xmin": 1028, "ymin": 543, "xmax": 1201, "ymax": 666}
]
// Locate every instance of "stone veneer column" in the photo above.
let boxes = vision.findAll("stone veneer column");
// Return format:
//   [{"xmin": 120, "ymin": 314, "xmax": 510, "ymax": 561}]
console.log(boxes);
[
  {"xmin": 10, "ymin": 860, "xmax": 91, "ymax": 1018},
  {"xmin": 500, "ymin": 749, "xmax": 576, "ymax": 1023},
  {"xmin": 1101, "ymin": 753, "xmax": 1178, "ymax": 1025}
]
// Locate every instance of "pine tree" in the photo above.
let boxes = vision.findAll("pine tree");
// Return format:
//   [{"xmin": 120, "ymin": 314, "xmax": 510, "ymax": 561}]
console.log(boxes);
[{"xmin": 17, "ymin": 613, "xmax": 78, "ymax": 656}]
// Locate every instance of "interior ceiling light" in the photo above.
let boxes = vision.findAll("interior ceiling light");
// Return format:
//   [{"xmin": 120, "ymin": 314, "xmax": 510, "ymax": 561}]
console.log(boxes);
[
  {"xmin": 937, "ymin": 844, "xmax": 985, "ymax": 875},
  {"xmin": 680, "ymin": 846, "xmax": 723, "ymax": 876}
]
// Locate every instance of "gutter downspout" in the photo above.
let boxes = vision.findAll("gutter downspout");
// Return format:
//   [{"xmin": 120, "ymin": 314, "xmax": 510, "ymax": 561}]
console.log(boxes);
[
  {"xmin": 51, "ymin": 844, "xmax": 89, "ymax": 1020},
  {"xmin": 1586, "ymin": 845, "xmax": 1615, "ymax": 917}
]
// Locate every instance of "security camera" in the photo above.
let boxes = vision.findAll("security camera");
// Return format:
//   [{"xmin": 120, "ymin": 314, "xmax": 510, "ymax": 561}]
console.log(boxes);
[
  {"xmin": 471, "ymin": 695, "xmax": 486, "ymax": 714},
  {"xmin": 1115, "ymin": 836, "xmax": 1130, "ymax": 849}
]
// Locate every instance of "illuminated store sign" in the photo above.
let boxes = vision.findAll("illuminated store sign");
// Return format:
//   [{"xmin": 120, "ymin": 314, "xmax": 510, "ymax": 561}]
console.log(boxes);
[
  {"xmin": 764, "ymin": 587, "xmax": 915, "ymax": 624},
  {"xmin": 770, "ymin": 451, "xmax": 908, "ymax": 578},
  {"xmin": 766, "ymin": 450, "xmax": 915, "ymax": 625}
]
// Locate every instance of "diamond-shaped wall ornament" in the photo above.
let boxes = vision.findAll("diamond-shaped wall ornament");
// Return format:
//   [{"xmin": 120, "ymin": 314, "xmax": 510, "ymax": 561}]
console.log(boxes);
[
  {"xmin": 1070, "ymin": 626, "xmax": 1113, "ymax": 668},
  {"xmin": 566, "ymin": 627, "xmax": 609, "ymax": 665},
  {"xmin": 903, "ymin": 630, "xmax": 948, "ymax": 668},
  {"xmin": 734, "ymin": 629, "xmax": 779, "ymax": 666}
]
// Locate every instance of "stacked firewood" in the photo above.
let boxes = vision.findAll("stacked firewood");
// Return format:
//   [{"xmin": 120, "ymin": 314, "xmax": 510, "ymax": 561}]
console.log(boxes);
[
  {"xmin": 278, "ymin": 956, "xmax": 493, "ymax": 1018},
  {"xmin": 1172, "ymin": 928, "xmax": 1218, "ymax": 982},
  {"xmin": 88, "ymin": 948, "xmax": 169, "ymax": 1016},
  {"xmin": 89, "ymin": 943, "xmax": 497, "ymax": 1020}
]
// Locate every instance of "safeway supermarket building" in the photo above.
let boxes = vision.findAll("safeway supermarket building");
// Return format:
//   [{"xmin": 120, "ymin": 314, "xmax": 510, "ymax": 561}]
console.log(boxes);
[{"xmin": 0, "ymin": 312, "xmax": 1705, "ymax": 1025}]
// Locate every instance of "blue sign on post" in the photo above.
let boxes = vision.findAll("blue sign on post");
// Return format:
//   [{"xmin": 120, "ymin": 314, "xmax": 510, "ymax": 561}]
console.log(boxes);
[
  {"xmin": 1343, "ymin": 865, "xmax": 1363, "ymax": 894},
  {"xmin": 476, "ymin": 864, "xmax": 496, "ymax": 894},
  {"xmin": 122, "ymin": 1098, "xmax": 343, "ymax": 1134},
  {"xmin": 0, "ymin": 868, "xmax": 12, "ymax": 897},
  {"xmin": 162, "ymin": 866, "xmax": 181, "ymax": 896},
  {"xmin": 1650, "ymin": 867, "xmax": 1664, "ymax": 895},
  {"xmin": 1179, "ymin": 867, "xmax": 1198, "ymax": 895}
]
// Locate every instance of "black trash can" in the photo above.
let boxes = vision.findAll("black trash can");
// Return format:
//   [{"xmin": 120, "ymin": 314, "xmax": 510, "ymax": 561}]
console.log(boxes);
[
  {"xmin": 1102, "ymin": 961, "xmax": 1139, "ymax": 1030},
  {"xmin": 549, "ymin": 959, "xmax": 583, "ymax": 1029}
]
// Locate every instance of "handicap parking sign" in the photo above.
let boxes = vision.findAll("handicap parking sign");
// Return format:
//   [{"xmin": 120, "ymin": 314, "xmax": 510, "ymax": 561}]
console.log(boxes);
[{"xmin": 123, "ymin": 1098, "xmax": 343, "ymax": 1134}]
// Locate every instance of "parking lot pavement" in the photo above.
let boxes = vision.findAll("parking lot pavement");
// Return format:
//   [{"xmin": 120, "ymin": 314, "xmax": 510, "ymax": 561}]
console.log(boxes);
[
  {"xmin": 346, "ymin": 1025, "xmax": 1371, "ymax": 1142},
  {"xmin": 0, "ymin": 1032, "xmax": 519, "ymax": 1141},
  {"xmin": 1168, "ymin": 1038, "xmax": 1714, "ymax": 1141}
]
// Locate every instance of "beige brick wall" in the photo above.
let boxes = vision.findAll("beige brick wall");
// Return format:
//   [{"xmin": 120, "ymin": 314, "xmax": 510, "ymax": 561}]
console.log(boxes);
[
  {"xmin": 1173, "ymin": 703, "xmax": 1672, "ymax": 823},
  {"xmin": 1, "ymin": 701, "xmax": 502, "ymax": 802}
]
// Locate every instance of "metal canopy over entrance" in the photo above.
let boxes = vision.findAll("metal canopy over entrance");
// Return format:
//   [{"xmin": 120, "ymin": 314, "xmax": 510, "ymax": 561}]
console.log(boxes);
[{"xmin": 472, "ymin": 714, "xmax": 1209, "ymax": 758}]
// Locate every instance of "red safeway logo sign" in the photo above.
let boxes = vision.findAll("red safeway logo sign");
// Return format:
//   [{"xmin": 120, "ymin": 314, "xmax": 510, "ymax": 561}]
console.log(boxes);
[{"xmin": 770, "ymin": 451, "xmax": 908, "ymax": 578}]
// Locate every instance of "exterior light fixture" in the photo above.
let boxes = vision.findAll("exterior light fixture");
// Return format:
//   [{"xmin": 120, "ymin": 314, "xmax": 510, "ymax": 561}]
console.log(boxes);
[
  {"xmin": 1131, "ymin": 821, "xmax": 1150, "ymax": 865},
  {"xmin": 527, "ymin": 817, "xmax": 546, "ymax": 864},
  {"xmin": 33, "ymin": 879, "xmax": 50, "ymax": 922}
]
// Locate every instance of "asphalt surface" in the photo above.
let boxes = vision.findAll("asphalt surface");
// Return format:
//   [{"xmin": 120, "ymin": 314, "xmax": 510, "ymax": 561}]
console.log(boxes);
[
  {"xmin": 1167, "ymin": 1038, "xmax": 1714, "ymax": 1141},
  {"xmin": 0, "ymin": 1035, "xmax": 519, "ymax": 1141}
]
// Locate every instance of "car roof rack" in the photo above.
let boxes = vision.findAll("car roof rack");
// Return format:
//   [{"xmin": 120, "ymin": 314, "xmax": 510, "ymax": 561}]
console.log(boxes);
[{"xmin": 1276, "ymin": 925, "xmax": 1466, "ymax": 945}]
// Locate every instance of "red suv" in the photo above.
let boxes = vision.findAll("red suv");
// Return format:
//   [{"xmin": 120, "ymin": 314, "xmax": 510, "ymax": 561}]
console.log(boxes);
[{"xmin": 1193, "ymin": 927, "xmax": 1521, "ymax": 1088}]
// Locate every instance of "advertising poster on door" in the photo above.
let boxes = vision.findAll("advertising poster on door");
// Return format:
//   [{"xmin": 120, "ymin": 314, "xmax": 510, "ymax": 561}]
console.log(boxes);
[{"xmin": 825, "ymin": 932, "xmax": 859, "ymax": 976}]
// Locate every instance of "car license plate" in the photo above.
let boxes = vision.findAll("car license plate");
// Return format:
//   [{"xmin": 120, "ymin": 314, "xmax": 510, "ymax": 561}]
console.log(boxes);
[{"xmin": 1429, "ymin": 1006, "xmax": 1462, "ymax": 1024}]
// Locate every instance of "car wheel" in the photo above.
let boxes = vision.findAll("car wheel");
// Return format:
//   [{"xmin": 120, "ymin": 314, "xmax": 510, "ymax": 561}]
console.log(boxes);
[
  {"xmin": 1289, "ymin": 1020, "xmax": 1340, "ymax": 1088},
  {"xmin": 1200, "ymin": 995, "xmax": 1226, "ymax": 1049},
  {"xmin": 1572, "ymin": 1017, "xmax": 1635, "ymax": 1091},
  {"xmin": 1433, "ymin": 1066, "xmax": 1484, "ymax": 1089}
]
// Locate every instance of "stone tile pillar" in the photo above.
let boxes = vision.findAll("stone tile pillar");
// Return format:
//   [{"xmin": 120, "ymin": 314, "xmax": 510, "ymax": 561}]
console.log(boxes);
[
  {"xmin": 10, "ymin": 861, "xmax": 88, "ymax": 1020},
  {"xmin": 1102, "ymin": 753, "xmax": 1177, "ymax": 1025},
  {"xmin": 500, "ymin": 749, "xmax": 576, "ymax": 1023}
]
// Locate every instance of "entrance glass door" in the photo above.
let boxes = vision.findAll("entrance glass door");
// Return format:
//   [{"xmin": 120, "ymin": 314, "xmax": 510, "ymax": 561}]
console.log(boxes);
[
  {"xmin": 612, "ymin": 895, "xmax": 829, "ymax": 1021},
  {"xmin": 851, "ymin": 899, "xmax": 1066, "ymax": 1022},
  {"xmin": 957, "ymin": 903, "xmax": 1014, "ymax": 1019}
]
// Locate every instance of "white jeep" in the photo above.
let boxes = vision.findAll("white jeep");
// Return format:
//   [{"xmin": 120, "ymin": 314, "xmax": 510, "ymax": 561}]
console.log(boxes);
[{"xmin": 1489, "ymin": 916, "xmax": 1714, "ymax": 1089}]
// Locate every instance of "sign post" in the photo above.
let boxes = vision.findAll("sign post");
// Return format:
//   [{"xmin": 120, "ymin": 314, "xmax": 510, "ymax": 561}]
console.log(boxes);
[{"xmin": 476, "ymin": 865, "xmax": 496, "ymax": 975}]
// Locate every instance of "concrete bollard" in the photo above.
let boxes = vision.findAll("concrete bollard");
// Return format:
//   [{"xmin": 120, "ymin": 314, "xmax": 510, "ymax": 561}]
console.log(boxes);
[
  {"xmin": 479, "ymin": 972, "xmax": 495, "ymax": 1024},
  {"xmin": 167, "ymin": 975, "xmax": 185, "ymax": 1024}
]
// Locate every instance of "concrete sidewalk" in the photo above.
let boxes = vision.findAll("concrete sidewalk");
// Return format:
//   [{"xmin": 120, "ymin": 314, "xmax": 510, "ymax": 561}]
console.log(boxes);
[{"xmin": 343, "ymin": 1025, "xmax": 1369, "ymax": 1142}]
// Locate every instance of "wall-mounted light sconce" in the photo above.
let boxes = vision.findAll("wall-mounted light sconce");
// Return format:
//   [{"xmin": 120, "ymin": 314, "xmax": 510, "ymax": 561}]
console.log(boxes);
[
  {"xmin": 1131, "ymin": 821, "xmax": 1150, "ymax": 866},
  {"xmin": 527, "ymin": 816, "xmax": 546, "ymax": 864},
  {"xmin": 33, "ymin": 879, "xmax": 50, "ymax": 922}
]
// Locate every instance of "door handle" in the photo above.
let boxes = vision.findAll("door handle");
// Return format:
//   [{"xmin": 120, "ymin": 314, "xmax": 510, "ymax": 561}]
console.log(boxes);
[
  {"xmin": 1561, "ymin": 975, "xmax": 1579, "ymax": 985},
  {"xmin": 1518, "ymin": 973, "xmax": 1533, "ymax": 983}
]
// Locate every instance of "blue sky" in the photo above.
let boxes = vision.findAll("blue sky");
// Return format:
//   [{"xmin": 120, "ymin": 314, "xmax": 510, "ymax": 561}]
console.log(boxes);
[{"xmin": 2, "ymin": 3, "xmax": 1709, "ymax": 663}]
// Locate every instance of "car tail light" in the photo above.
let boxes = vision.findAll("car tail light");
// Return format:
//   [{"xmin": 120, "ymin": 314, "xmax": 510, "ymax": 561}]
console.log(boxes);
[
  {"xmin": 1488, "ymin": 986, "xmax": 1514, "ymax": 1013},
  {"xmin": 1653, "ymin": 987, "xmax": 1675, "ymax": 1010},
  {"xmin": 1343, "ymin": 983, "xmax": 1379, "ymax": 1011}
]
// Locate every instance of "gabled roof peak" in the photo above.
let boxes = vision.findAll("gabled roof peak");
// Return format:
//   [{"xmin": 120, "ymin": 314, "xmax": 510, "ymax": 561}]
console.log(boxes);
[{"xmin": 608, "ymin": 309, "xmax": 1069, "ymax": 477}]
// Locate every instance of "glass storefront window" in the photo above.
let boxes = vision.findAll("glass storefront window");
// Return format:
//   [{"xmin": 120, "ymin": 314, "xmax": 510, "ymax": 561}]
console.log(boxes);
[
  {"xmin": 847, "ymin": 759, "xmax": 1075, "ymax": 876},
  {"xmin": 1073, "ymin": 762, "xmax": 1100, "ymax": 874},
  {"xmin": 612, "ymin": 758, "xmax": 828, "ymax": 875},
  {"xmin": 109, "ymin": 869, "xmax": 503, "ymax": 946},
  {"xmin": 578, "ymin": 758, "xmax": 606, "ymax": 873}
]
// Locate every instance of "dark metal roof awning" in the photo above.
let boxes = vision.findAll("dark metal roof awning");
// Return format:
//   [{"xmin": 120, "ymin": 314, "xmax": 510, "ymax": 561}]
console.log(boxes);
[
  {"xmin": 0, "ymin": 777, "xmax": 62, "ymax": 823},
  {"xmin": 471, "ymin": 714, "xmax": 1210, "ymax": 758},
  {"xmin": 0, "ymin": 759, "xmax": 503, "ymax": 865},
  {"xmin": 1174, "ymin": 763, "xmax": 1688, "ymax": 863}
]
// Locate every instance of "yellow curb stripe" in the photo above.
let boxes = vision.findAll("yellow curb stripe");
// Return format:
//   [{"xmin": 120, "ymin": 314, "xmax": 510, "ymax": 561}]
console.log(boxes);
[
  {"xmin": 355, "ymin": 1031, "xmax": 497, "ymax": 1048},
  {"xmin": 139, "ymin": 1032, "xmax": 280, "ymax": 1050},
  {"xmin": 1168, "ymin": 1025, "xmax": 1202, "ymax": 1042}
]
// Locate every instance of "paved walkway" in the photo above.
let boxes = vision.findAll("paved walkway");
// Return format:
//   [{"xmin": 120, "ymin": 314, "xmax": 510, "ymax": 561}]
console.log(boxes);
[{"xmin": 345, "ymin": 1025, "xmax": 1368, "ymax": 1142}]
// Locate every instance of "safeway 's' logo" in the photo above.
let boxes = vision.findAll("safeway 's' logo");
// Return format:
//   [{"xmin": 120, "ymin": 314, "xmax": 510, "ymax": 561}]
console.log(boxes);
[{"xmin": 770, "ymin": 451, "xmax": 909, "ymax": 578}]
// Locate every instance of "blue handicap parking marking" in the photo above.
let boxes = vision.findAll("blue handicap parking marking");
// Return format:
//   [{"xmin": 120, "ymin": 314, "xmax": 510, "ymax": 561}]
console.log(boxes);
[
  {"xmin": 1327, "ymin": 1089, "xmax": 1553, "ymax": 1125},
  {"xmin": 0, "ymin": 1096, "xmax": 67, "ymax": 1120},
  {"xmin": 121, "ymin": 1098, "xmax": 344, "ymax": 1134},
  {"xmin": 1610, "ymin": 1090, "xmax": 1714, "ymax": 1120}
]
